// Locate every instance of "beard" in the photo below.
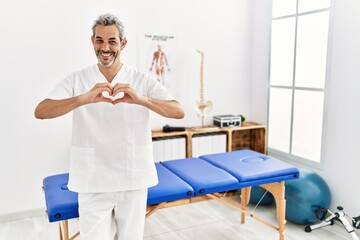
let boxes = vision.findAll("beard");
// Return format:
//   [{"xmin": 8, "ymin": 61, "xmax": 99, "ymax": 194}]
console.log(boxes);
[{"xmin": 96, "ymin": 50, "xmax": 119, "ymax": 68}]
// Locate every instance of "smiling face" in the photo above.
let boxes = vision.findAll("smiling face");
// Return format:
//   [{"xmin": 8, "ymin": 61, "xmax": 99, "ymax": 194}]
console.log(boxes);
[{"xmin": 91, "ymin": 24, "xmax": 126, "ymax": 69}]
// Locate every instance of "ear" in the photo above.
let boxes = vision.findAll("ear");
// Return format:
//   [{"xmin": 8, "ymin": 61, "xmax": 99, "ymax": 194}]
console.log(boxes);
[
  {"xmin": 120, "ymin": 38, "xmax": 127, "ymax": 50},
  {"xmin": 91, "ymin": 35, "xmax": 95, "ymax": 45}
]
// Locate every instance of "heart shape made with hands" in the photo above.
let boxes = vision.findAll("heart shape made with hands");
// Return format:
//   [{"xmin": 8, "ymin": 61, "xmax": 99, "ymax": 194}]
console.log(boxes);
[{"xmin": 102, "ymin": 91, "xmax": 125, "ymax": 101}]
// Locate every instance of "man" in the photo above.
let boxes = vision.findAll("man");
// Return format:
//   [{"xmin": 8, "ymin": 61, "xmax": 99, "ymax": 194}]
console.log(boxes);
[{"xmin": 34, "ymin": 14, "xmax": 184, "ymax": 240}]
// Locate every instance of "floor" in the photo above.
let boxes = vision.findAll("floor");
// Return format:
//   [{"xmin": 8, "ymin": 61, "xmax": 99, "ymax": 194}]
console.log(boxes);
[{"xmin": 0, "ymin": 198, "xmax": 358, "ymax": 240}]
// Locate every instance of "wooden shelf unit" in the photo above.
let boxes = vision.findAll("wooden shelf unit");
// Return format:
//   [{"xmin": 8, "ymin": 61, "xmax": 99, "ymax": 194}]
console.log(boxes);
[{"xmin": 152, "ymin": 122, "xmax": 266, "ymax": 158}]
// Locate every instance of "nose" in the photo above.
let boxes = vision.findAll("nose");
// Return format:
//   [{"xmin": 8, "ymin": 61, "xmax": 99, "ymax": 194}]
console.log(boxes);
[{"xmin": 101, "ymin": 42, "xmax": 110, "ymax": 52}]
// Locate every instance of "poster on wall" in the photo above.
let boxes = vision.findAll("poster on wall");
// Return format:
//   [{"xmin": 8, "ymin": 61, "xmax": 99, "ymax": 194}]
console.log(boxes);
[{"xmin": 137, "ymin": 33, "xmax": 179, "ymax": 97}]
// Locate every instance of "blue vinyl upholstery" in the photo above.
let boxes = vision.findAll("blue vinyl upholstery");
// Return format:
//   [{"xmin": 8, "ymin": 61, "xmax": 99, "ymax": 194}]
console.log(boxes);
[
  {"xmin": 200, "ymin": 150, "xmax": 299, "ymax": 187},
  {"xmin": 147, "ymin": 163, "xmax": 195, "ymax": 205},
  {"xmin": 43, "ymin": 150, "xmax": 299, "ymax": 223},
  {"xmin": 43, "ymin": 173, "xmax": 78, "ymax": 222},
  {"xmin": 161, "ymin": 158, "xmax": 239, "ymax": 195}
]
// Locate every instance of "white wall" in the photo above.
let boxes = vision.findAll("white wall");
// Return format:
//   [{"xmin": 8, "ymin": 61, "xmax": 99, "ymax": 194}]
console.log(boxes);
[
  {"xmin": 0, "ymin": 0, "xmax": 253, "ymax": 217},
  {"xmin": 322, "ymin": 0, "xmax": 360, "ymax": 216},
  {"xmin": 4, "ymin": 0, "xmax": 359, "ymax": 220},
  {"xmin": 251, "ymin": 0, "xmax": 360, "ymax": 216}
]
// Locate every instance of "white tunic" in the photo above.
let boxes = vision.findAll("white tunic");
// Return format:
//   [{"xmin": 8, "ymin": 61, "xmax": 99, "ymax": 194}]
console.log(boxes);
[{"xmin": 48, "ymin": 64, "xmax": 175, "ymax": 193}]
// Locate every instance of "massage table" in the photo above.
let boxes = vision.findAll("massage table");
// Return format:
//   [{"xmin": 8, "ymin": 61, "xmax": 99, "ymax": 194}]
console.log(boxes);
[{"xmin": 43, "ymin": 150, "xmax": 299, "ymax": 240}]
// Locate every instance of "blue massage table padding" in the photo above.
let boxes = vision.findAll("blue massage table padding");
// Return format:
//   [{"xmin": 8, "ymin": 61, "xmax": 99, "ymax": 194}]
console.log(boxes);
[
  {"xmin": 200, "ymin": 150, "xmax": 300, "ymax": 187},
  {"xmin": 42, "ymin": 150, "xmax": 300, "ymax": 223},
  {"xmin": 43, "ymin": 173, "xmax": 79, "ymax": 222},
  {"xmin": 147, "ymin": 163, "xmax": 195, "ymax": 205},
  {"xmin": 161, "ymin": 158, "xmax": 239, "ymax": 195},
  {"xmin": 43, "ymin": 164, "xmax": 196, "ymax": 222}
]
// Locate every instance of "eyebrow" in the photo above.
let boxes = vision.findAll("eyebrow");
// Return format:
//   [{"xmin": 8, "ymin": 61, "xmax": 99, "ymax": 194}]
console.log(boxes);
[{"xmin": 95, "ymin": 36, "xmax": 118, "ymax": 41}]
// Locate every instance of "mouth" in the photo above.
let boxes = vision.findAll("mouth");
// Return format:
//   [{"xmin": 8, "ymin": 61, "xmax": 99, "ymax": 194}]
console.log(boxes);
[
  {"xmin": 100, "ymin": 51, "xmax": 113, "ymax": 58},
  {"xmin": 97, "ymin": 50, "xmax": 117, "ymax": 67}
]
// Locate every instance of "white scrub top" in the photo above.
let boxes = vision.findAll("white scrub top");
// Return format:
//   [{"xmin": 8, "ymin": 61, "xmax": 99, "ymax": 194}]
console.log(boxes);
[{"xmin": 48, "ymin": 64, "xmax": 175, "ymax": 193}]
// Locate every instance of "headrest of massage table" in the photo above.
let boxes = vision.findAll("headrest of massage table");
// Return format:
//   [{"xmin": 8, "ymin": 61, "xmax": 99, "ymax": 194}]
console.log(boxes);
[
  {"xmin": 199, "ymin": 149, "xmax": 300, "ymax": 187},
  {"xmin": 43, "ymin": 173, "xmax": 78, "ymax": 222}
]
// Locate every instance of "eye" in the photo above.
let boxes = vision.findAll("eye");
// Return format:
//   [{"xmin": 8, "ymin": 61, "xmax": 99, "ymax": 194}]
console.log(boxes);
[
  {"xmin": 109, "ymin": 41, "xmax": 117, "ymax": 45},
  {"xmin": 95, "ymin": 39, "xmax": 103, "ymax": 44}
]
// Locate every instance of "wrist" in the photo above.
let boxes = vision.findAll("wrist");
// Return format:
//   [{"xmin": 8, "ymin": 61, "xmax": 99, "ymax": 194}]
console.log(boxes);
[
  {"xmin": 76, "ymin": 94, "xmax": 88, "ymax": 107},
  {"xmin": 139, "ymin": 96, "xmax": 150, "ymax": 108}
]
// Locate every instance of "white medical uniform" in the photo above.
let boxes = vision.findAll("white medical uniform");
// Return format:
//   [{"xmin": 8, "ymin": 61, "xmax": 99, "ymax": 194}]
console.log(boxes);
[{"xmin": 48, "ymin": 64, "xmax": 175, "ymax": 239}]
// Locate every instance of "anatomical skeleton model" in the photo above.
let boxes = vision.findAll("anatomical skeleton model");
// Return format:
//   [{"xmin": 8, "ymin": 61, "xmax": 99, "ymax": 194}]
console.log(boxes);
[{"xmin": 194, "ymin": 50, "xmax": 213, "ymax": 126}]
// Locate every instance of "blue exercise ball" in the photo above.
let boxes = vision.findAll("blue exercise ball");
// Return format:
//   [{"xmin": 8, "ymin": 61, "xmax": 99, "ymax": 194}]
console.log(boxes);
[
  {"xmin": 250, "ymin": 186, "xmax": 275, "ymax": 205},
  {"xmin": 285, "ymin": 169, "xmax": 331, "ymax": 225}
]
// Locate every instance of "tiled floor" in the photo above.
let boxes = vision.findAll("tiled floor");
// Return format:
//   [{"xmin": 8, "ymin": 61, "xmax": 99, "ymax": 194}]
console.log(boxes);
[{"xmin": 0, "ymin": 199, "xmax": 358, "ymax": 240}]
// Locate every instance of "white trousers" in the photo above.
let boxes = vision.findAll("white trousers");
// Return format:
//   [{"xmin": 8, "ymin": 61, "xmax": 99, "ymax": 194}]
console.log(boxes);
[{"xmin": 78, "ymin": 189, "xmax": 148, "ymax": 240}]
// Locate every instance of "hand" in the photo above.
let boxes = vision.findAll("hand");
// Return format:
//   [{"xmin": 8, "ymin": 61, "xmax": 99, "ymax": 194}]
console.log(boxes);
[
  {"xmin": 85, "ymin": 83, "xmax": 114, "ymax": 104},
  {"xmin": 112, "ymin": 83, "xmax": 145, "ymax": 105}
]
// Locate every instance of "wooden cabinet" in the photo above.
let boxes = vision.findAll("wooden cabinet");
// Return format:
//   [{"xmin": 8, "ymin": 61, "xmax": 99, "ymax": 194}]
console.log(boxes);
[{"xmin": 152, "ymin": 122, "xmax": 266, "ymax": 158}]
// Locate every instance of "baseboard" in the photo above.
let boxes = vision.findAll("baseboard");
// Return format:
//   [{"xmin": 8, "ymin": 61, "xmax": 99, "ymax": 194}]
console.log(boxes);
[{"xmin": 0, "ymin": 208, "xmax": 46, "ymax": 223}]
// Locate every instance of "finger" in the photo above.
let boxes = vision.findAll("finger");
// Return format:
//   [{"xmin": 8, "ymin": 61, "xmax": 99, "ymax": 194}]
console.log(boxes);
[
  {"xmin": 95, "ymin": 83, "xmax": 113, "ymax": 92},
  {"xmin": 99, "ymin": 87, "xmax": 114, "ymax": 96},
  {"xmin": 112, "ymin": 97, "xmax": 126, "ymax": 105},
  {"xmin": 100, "ymin": 96, "xmax": 114, "ymax": 104},
  {"xmin": 113, "ymin": 83, "xmax": 130, "ymax": 90},
  {"xmin": 112, "ymin": 84, "xmax": 130, "ymax": 96},
  {"xmin": 93, "ymin": 86, "xmax": 112, "ymax": 94},
  {"xmin": 97, "ymin": 82, "xmax": 113, "ymax": 87}
]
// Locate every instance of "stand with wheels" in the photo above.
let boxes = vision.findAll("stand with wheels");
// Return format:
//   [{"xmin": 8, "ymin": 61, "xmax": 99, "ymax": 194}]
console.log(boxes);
[{"xmin": 305, "ymin": 206, "xmax": 360, "ymax": 240}]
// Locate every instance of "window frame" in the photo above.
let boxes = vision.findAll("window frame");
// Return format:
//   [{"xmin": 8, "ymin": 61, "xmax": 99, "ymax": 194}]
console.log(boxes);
[{"xmin": 267, "ymin": 0, "xmax": 334, "ymax": 169}]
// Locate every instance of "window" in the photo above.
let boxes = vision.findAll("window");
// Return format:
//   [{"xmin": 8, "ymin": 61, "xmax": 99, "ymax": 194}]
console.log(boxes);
[{"xmin": 268, "ymin": 0, "xmax": 331, "ymax": 165}]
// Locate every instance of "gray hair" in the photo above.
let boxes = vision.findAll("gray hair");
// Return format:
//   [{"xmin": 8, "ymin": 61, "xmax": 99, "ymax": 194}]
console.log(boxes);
[{"xmin": 92, "ymin": 14, "xmax": 126, "ymax": 40}]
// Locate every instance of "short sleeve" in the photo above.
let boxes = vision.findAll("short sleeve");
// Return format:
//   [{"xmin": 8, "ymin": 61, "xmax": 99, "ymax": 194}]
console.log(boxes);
[
  {"xmin": 47, "ymin": 73, "xmax": 75, "ymax": 100},
  {"xmin": 147, "ymin": 76, "xmax": 175, "ymax": 101}
]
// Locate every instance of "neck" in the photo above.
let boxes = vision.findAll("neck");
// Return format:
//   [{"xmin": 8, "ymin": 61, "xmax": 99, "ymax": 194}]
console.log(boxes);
[{"xmin": 98, "ymin": 61, "xmax": 123, "ymax": 83}]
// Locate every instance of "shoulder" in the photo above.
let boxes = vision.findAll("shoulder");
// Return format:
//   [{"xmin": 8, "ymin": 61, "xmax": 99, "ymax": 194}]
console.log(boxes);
[
  {"xmin": 59, "ymin": 65, "xmax": 97, "ymax": 89},
  {"xmin": 73, "ymin": 65, "xmax": 97, "ymax": 77},
  {"xmin": 123, "ymin": 64, "xmax": 152, "ymax": 80},
  {"xmin": 122, "ymin": 64, "xmax": 157, "ymax": 90},
  {"xmin": 64, "ymin": 65, "xmax": 97, "ymax": 82}
]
